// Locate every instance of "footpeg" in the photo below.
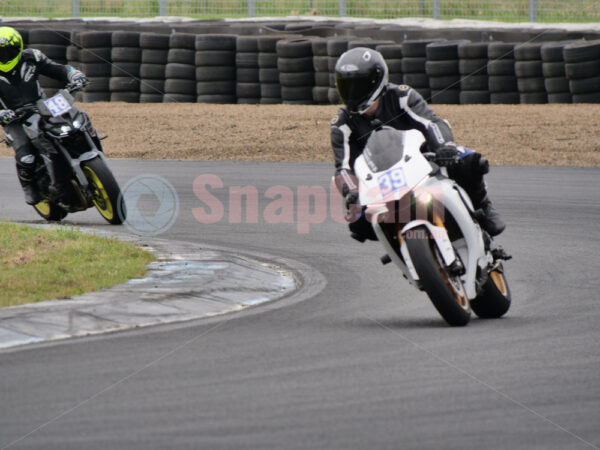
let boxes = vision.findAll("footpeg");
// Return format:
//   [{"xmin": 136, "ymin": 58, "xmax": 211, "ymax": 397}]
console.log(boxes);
[{"xmin": 491, "ymin": 246, "xmax": 512, "ymax": 261}]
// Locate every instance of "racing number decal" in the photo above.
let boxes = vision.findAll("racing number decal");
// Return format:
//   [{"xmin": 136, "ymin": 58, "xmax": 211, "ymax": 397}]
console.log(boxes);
[
  {"xmin": 377, "ymin": 168, "xmax": 406, "ymax": 196},
  {"xmin": 44, "ymin": 93, "xmax": 71, "ymax": 117}
]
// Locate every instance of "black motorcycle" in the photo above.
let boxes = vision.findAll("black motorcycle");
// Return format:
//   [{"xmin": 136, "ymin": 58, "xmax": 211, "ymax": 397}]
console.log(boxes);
[{"xmin": 5, "ymin": 85, "xmax": 126, "ymax": 224}]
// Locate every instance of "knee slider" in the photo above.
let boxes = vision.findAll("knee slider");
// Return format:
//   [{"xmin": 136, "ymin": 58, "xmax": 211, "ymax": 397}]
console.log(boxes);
[{"xmin": 478, "ymin": 156, "xmax": 490, "ymax": 175}]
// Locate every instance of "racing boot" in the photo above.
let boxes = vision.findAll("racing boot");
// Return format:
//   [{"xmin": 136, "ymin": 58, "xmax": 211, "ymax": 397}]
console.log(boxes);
[
  {"xmin": 16, "ymin": 162, "xmax": 41, "ymax": 205},
  {"xmin": 478, "ymin": 196, "xmax": 506, "ymax": 237}
]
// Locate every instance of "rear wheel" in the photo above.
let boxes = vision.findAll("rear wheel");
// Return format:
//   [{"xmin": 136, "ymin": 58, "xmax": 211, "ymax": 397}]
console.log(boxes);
[
  {"xmin": 81, "ymin": 157, "xmax": 126, "ymax": 224},
  {"xmin": 32, "ymin": 200, "xmax": 68, "ymax": 222},
  {"xmin": 470, "ymin": 264, "xmax": 511, "ymax": 318},
  {"xmin": 404, "ymin": 226, "xmax": 471, "ymax": 326}
]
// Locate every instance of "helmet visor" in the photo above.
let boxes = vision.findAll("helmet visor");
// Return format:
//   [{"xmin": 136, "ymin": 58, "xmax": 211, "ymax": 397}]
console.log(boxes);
[
  {"xmin": 336, "ymin": 72, "xmax": 380, "ymax": 113},
  {"xmin": 0, "ymin": 45, "xmax": 20, "ymax": 64}
]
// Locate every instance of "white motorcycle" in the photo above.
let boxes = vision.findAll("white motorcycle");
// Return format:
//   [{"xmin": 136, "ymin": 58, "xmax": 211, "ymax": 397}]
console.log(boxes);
[{"xmin": 352, "ymin": 127, "xmax": 511, "ymax": 326}]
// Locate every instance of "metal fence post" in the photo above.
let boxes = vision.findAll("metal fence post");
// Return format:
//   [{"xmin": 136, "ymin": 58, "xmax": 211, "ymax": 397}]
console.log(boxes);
[
  {"xmin": 339, "ymin": 0, "xmax": 347, "ymax": 17},
  {"xmin": 248, "ymin": 0, "xmax": 256, "ymax": 17},
  {"xmin": 72, "ymin": 0, "xmax": 80, "ymax": 17},
  {"xmin": 529, "ymin": 0, "xmax": 537, "ymax": 22},
  {"xmin": 159, "ymin": 0, "xmax": 167, "ymax": 16},
  {"xmin": 433, "ymin": 0, "xmax": 440, "ymax": 19}
]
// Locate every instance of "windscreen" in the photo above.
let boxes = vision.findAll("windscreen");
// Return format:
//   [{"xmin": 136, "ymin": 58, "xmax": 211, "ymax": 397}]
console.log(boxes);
[{"xmin": 362, "ymin": 128, "xmax": 405, "ymax": 173}]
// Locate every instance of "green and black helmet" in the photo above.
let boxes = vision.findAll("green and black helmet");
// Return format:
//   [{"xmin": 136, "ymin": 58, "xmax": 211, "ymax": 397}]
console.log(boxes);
[{"xmin": 0, "ymin": 27, "xmax": 23, "ymax": 73}]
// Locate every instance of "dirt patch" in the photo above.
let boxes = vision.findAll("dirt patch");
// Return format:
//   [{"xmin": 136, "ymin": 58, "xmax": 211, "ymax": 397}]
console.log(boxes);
[{"xmin": 1, "ymin": 103, "xmax": 598, "ymax": 166}]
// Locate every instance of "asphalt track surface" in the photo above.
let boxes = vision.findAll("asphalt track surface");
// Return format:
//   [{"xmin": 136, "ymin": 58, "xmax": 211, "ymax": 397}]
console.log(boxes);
[{"xmin": 0, "ymin": 157, "xmax": 599, "ymax": 450}]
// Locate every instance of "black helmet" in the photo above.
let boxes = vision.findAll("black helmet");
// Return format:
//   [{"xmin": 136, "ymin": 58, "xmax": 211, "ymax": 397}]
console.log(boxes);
[{"xmin": 335, "ymin": 47, "xmax": 388, "ymax": 114}]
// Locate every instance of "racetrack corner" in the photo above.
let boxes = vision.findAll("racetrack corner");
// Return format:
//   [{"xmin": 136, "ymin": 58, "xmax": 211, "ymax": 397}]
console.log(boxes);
[{"xmin": 0, "ymin": 227, "xmax": 304, "ymax": 350}]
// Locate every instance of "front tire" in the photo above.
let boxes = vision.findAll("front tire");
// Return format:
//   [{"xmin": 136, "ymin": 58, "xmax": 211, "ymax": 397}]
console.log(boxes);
[
  {"xmin": 81, "ymin": 157, "xmax": 126, "ymax": 225},
  {"xmin": 470, "ymin": 264, "xmax": 511, "ymax": 318},
  {"xmin": 32, "ymin": 199, "xmax": 68, "ymax": 222},
  {"xmin": 404, "ymin": 226, "xmax": 471, "ymax": 326}
]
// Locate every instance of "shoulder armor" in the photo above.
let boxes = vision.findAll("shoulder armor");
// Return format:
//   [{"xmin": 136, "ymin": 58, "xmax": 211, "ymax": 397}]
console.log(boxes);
[
  {"xmin": 330, "ymin": 107, "xmax": 348, "ymax": 127},
  {"xmin": 21, "ymin": 48, "xmax": 43, "ymax": 63},
  {"xmin": 386, "ymin": 83, "xmax": 411, "ymax": 98}
]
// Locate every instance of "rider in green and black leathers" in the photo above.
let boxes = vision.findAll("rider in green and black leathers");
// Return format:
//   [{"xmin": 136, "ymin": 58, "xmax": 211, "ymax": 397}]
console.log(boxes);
[
  {"xmin": 331, "ymin": 47, "xmax": 505, "ymax": 240},
  {"xmin": 0, "ymin": 26, "xmax": 87, "ymax": 205}
]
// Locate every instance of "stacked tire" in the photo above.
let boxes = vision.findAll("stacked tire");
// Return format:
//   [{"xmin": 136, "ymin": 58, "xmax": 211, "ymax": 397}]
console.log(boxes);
[
  {"xmin": 487, "ymin": 42, "xmax": 519, "ymax": 104},
  {"xmin": 164, "ymin": 33, "xmax": 196, "ymax": 103},
  {"xmin": 458, "ymin": 42, "xmax": 490, "ymax": 104},
  {"xmin": 195, "ymin": 34, "xmax": 237, "ymax": 104},
  {"xmin": 258, "ymin": 36, "xmax": 286, "ymax": 104},
  {"xmin": 66, "ymin": 31, "xmax": 83, "ymax": 101},
  {"xmin": 28, "ymin": 29, "xmax": 71, "ymax": 97},
  {"xmin": 15, "ymin": 28, "xmax": 28, "ymax": 48},
  {"xmin": 236, "ymin": 36, "xmax": 261, "ymax": 104},
  {"xmin": 66, "ymin": 30, "xmax": 81, "ymax": 70},
  {"xmin": 402, "ymin": 40, "xmax": 436, "ymax": 101},
  {"xmin": 277, "ymin": 39, "xmax": 315, "ymax": 104},
  {"xmin": 514, "ymin": 43, "xmax": 547, "ymax": 104},
  {"xmin": 540, "ymin": 41, "xmax": 573, "ymax": 104},
  {"xmin": 110, "ymin": 31, "xmax": 141, "ymax": 103},
  {"xmin": 376, "ymin": 44, "xmax": 403, "ymax": 84},
  {"xmin": 79, "ymin": 31, "xmax": 113, "ymax": 102},
  {"xmin": 139, "ymin": 33, "xmax": 170, "ymax": 103},
  {"xmin": 348, "ymin": 39, "xmax": 394, "ymax": 51},
  {"xmin": 426, "ymin": 40, "xmax": 469, "ymax": 104},
  {"xmin": 312, "ymin": 38, "xmax": 330, "ymax": 104},
  {"xmin": 326, "ymin": 38, "xmax": 352, "ymax": 105},
  {"xmin": 563, "ymin": 40, "xmax": 600, "ymax": 103}
]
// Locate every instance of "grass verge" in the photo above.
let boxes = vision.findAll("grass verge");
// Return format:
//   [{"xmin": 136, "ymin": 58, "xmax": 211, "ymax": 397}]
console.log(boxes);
[{"xmin": 0, "ymin": 222, "xmax": 154, "ymax": 308}]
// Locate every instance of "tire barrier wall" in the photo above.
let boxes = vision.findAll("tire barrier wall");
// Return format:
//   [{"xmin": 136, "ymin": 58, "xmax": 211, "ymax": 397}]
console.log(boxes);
[{"xmin": 10, "ymin": 19, "xmax": 600, "ymax": 104}]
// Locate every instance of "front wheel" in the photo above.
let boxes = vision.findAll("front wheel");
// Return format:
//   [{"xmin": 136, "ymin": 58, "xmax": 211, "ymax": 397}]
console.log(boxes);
[
  {"xmin": 470, "ymin": 264, "xmax": 511, "ymax": 318},
  {"xmin": 81, "ymin": 157, "xmax": 126, "ymax": 225},
  {"xmin": 404, "ymin": 226, "xmax": 471, "ymax": 326},
  {"xmin": 32, "ymin": 199, "xmax": 68, "ymax": 222}
]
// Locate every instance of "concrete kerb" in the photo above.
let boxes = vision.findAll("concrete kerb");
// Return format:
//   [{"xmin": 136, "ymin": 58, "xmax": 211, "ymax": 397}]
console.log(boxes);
[{"xmin": 0, "ymin": 225, "xmax": 302, "ymax": 350}]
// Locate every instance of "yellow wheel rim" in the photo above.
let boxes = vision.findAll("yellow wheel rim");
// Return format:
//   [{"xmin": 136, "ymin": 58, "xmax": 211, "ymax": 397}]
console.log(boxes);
[
  {"xmin": 490, "ymin": 270, "xmax": 509, "ymax": 297},
  {"xmin": 83, "ymin": 166, "xmax": 114, "ymax": 220},
  {"xmin": 34, "ymin": 200, "xmax": 51, "ymax": 216}
]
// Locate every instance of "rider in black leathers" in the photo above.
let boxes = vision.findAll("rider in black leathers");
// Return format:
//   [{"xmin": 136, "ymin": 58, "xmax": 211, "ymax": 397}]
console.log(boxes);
[
  {"xmin": 0, "ymin": 26, "xmax": 87, "ymax": 205},
  {"xmin": 331, "ymin": 47, "xmax": 505, "ymax": 241}
]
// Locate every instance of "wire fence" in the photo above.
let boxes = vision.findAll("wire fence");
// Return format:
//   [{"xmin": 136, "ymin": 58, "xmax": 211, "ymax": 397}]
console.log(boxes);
[{"xmin": 1, "ymin": 0, "xmax": 598, "ymax": 22}]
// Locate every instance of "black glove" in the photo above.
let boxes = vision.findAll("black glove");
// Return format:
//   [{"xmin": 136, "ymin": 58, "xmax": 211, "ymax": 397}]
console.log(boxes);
[
  {"xmin": 344, "ymin": 190, "xmax": 359, "ymax": 210},
  {"xmin": 0, "ymin": 109, "xmax": 16, "ymax": 125},
  {"xmin": 436, "ymin": 144, "xmax": 462, "ymax": 167}
]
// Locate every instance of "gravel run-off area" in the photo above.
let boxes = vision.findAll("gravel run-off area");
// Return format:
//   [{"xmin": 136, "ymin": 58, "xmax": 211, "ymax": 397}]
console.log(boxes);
[{"xmin": 1, "ymin": 103, "xmax": 598, "ymax": 167}]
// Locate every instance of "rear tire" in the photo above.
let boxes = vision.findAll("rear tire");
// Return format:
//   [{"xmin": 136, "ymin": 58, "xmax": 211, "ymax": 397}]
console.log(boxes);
[
  {"xmin": 470, "ymin": 264, "xmax": 511, "ymax": 318},
  {"xmin": 404, "ymin": 226, "xmax": 471, "ymax": 326},
  {"xmin": 32, "ymin": 200, "xmax": 68, "ymax": 222},
  {"xmin": 81, "ymin": 157, "xmax": 126, "ymax": 224}
]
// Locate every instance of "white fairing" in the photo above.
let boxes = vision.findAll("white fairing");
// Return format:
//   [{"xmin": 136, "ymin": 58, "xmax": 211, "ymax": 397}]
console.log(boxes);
[
  {"xmin": 355, "ymin": 129, "xmax": 430, "ymax": 207},
  {"xmin": 354, "ymin": 128, "xmax": 490, "ymax": 300}
]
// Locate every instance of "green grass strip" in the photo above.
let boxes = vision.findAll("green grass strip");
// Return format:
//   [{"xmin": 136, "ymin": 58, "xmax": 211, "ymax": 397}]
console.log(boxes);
[{"xmin": 0, "ymin": 222, "xmax": 154, "ymax": 308}]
